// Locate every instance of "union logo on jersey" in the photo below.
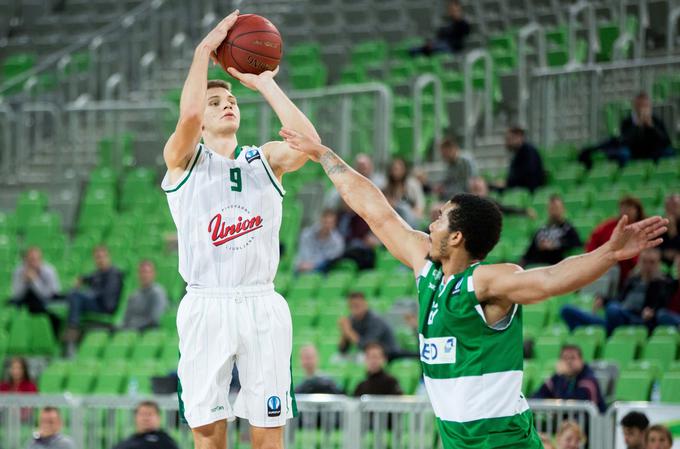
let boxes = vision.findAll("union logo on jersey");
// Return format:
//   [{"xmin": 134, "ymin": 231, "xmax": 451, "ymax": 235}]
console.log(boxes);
[{"xmin": 208, "ymin": 204, "xmax": 263, "ymax": 249}]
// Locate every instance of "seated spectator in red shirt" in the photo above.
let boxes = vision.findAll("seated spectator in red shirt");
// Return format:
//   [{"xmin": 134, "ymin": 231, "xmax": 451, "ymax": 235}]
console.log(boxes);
[
  {"xmin": 0, "ymin": 357, "xmax": 38, "ymax": 393},
  {"xmin": 587, "ymin": 196, "xmax": 645, "ymax": 287},
  {"xmin": 532, "ymin": 345, "xmax": 606, "ymax": 412}
]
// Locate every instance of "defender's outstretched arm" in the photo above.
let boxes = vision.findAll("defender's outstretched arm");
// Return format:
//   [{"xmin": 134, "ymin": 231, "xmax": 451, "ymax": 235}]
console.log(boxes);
[
  {"xmin": 280, "ymin": 128, "xmax": 430, "ymax": 272},
  {"xmin": 474, "ymin": 215, "xmax": 668, "ymax": 305}
]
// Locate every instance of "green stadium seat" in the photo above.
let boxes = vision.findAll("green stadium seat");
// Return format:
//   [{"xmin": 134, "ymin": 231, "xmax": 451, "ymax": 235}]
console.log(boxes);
[
  {"xmin": 286, "ymin": 43, "xmax": 321, "ymax": 67},
  {"xmin": 339, "ymin": 65, "xmax": 368, "ymax": 84},
  {"xmin": 523, "ymin": 303, "xmax": 548, "ymax": 334},
  {"xmin": 38, "ymin": 365, "xmax": 67, "ymax": 393},
  {"xmin": 611, "ymin": 326, "xmax": 648, "ymax": 347},
  {"xmin": 602, "ymin": 338, "xmax": 637, "ymax": 368},
  {"xmin": 541, "ymin": 323, "xmax": 570, "ymax": 338},
  {"xmin": 29, "ymin": 315, "xmax": 58, "ymax": 356},
  {"xmin": 0, "ymin": 212, "xmax": 17, "ymax": 235},
  {"xmin": 615, "ymin": 370, "xmax": 653, "ymax": 401},
  {"xmin": 642, "ymin": 336, "xmax": 678, "ymax": 369},
  {"xmin": 92, "ymin": 370, "xmax": 127, "ymax": 395},
  {"xmin": 387, "ymin": 359, "xmax": 420, "ymax": 394},
  {"xmin": 551, "ymin": 164, "xmax": 585, "ymax": 189},
  {"xmin": 352, "ymin": 271, "xmax": 382, "ymax": 297},
  {"xmin": 287, "ymin": 273, "xmax": 323, "ymax": 300},
  {"xmin": 7, "ymin": 312, "xmax": 30, "ymax": 354},
  {"xmin": 660, "ymin": 372, "xmax": 680, "ymax": 403},
  {"xmin": 351, "ymin": 40, "xmax": 388, "ymax": 67},
  {"xmin": 523, "ymin": 361, "xmax": 538, "ymax": 395},
  {"xmin": 533, "ymin": 336, "xmax": 564, "ymax": 361},
  {"xmin": 317, "ymin": 272, "xmax": 354, "ymax": 298},
  {"xmin": 627, "ymin": 360, "xmax": 663, "ymax": 380},
  {"xmin": 2, "ymin": 53, "xmax": 36, "ymax": 80},
  {"xmin": 597, "ymin": 23, "xmax": 619, "ymax": 62},
  {"xmin": 379, "ymin": 271, "xmax": 414, "ymax": 299},
  {"xmin": 15, "ymin": 190, "xmax": 48, "ymax": 229},
  {"xmin": 64, "ymin": 366, "xmax": 97, "ymax": 395},
  {"xmin": 652, "ymin": 326, "xmax": 679, "ymax": 341},
  {"xmin": 290, "ymin": 65, "xmax": 327, "ymax": 89}
]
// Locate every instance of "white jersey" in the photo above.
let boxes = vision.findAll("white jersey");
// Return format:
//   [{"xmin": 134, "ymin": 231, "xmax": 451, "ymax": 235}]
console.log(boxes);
[{"xmin": 161, "ymin": 143, "xmax": 284, "ymax": 288}]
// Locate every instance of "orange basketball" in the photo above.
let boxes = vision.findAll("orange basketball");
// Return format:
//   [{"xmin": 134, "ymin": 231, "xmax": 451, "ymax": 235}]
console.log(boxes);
[{"xmin": 216, "ymin": 14, "xmax": 283, "ymax": 75}]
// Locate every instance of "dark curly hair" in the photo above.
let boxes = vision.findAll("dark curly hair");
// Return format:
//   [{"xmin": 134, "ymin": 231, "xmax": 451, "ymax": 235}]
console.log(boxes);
[{"xmin": 447, "ymin": 194, "xmax": 502, "ymax": 259}]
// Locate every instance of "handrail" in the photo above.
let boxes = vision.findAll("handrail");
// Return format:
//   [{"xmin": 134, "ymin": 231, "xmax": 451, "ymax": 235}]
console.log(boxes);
[
  {"xmin": 531, "ymin": 53, "xmax": 680, "ymax": 77},
  {"xmin": 463, "ymin": 49, "xmax": 493, "ymax": 150},
  {"xmin": 613, "ymin": 31, "xmax": 639, "ymax": 61},
  {"xmin": 0, "ymin": 0, "xmax": 167, "ymax": 96},
  {"xmin": 621, "ymin": 0, "xmax": 648, "ymax": 59},
  {"xmin": 518, "ymin": 22, "xmax": 547, "ymax": 128},
  {"xmin": 568, "ymin": 0, "xmax": 600, "ymax": 65},
  {"xmin": 0, "ymin": 102, "xmax": 14, "ymax": 179},
  {"xmin": 412, "ymin": 74, "xmax": 444, "ymax": 164},
  {"xmin": 667, "ymin": 6, "xmax": 680, "ymax": 55}
]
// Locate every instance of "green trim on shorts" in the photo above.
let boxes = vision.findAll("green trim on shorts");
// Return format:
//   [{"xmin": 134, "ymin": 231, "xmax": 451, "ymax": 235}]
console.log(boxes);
[
  {"xmin": 177, "ymin": 351, "xmax": 187, "ymax": 424},
  {"xmin": 290, "ymin": 355, "xmax": 298, "ymax": 417}
]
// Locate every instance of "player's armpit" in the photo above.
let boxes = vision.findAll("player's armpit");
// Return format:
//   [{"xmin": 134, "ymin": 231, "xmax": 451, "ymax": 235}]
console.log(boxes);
[
  {"xmin": 473, "ymin": 263, "xmax": 551, "ymax": 305},
  {"xmin": 261, "ymin": 141, "xmax": 308, "ymax": 179}
]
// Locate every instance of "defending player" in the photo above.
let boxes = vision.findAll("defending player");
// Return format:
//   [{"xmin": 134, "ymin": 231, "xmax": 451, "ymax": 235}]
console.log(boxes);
[
  {"xmin": 279, "ymin": 128, "xmax": 667, "ymax": 449},
  {"xmin": 162, "ymin": 11, "xmax": 320, "ymax": 449}
]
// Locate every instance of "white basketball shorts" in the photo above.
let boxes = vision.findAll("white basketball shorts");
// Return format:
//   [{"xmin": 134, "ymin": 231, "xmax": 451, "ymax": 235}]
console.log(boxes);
[{"xmin": 176, "ymin": 284, "xmax": 296, "ymax": 428}]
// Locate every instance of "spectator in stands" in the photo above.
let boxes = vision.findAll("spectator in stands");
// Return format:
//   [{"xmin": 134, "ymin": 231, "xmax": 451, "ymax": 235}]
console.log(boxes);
[
  {"xmin": 10, "ymin": 247, "xmax": 61, "ymax": 335},
  {"xmin": 621, "ymin": 411, "xmax": 649, "ymax": 449},
  {"xmin": 521, "ymin": 195, "xmax": 581, "ymax": 266},
  {"xmin": 645, "ymin": 424, "xmax": 673, "ymax": 449},
  {"xmin": 295, "ymin": 209, "xmax": 345, "ymax": 273},
  {"xmin": 324, "ymin": 153, "xmax": 385, "ymax": 209},
  {"xmin": 539, "ymin": 433, "xmax": 557, "ymax": 449},
  {"xmin": 579, "ymin": 92, "xmax": 674, "ymax": 168},
  {"xmin": 339, "ymin": 292, "xmax": 399, "ymax": 359},
  {"xmin": 411, "ymin": 0, "xmax": 470, "ymax": 56},
  {"xmin": 112, "ymin": 400, "xmax": 179, "ymax": 449},
  {"xmin": 532, "ymin": 345, "xmax": 606, "ymax": 412},
  {"xmin": 657, "ymin": 254, "xmax": 680, "ymax": 326},
  {"xmin": 436, "ymin": 137, "xmax": 478, "ymax": 199},
  {"xmin": 332, "ymin": 202, "xmax": 380, "ymax": 270},
  {"xmin": 64, "ymin": 245, "xmax": 123, "ymax": 352},
  {"xmin": 659, "ymin": 192, "xmax": 680, "ymax": 267},
  {"xmin": 502, "ymin": 126, "xmax": 546, "ymax": 193},
  {"xmin": 0, "ymin": 357, "xmax": 37, "ymax": 393},
  {"xmin": 468, "ymin": 177, "xmax": 537, "ymax": 218},
  {"xmin": 555, "ymin": 421, "xmax": 585, "ymax": 449},
  {"xmin": 353, "ymin": 343, "xmax": 402, "ymax": 396},
  {"xmin": 383, "ymin": 158, "xmax": 426, "ymax": 227},
  {"xmin": 561, "ymin": 248, "xmax": 673, "ymax": 335},
  {"xmin": 295, "ymin": 344, "xmax": 343, "ymax": 394},
  {"xmin": 122, "ymin": 260, "xmax": 168, "ymax": 331},
  {"xmin": 25, "ymin": 407, "xmax": 76, "ymax": 449},
  {"xmin": 587, "ymin": 196, "xmax": 645, "ymax": 287}
]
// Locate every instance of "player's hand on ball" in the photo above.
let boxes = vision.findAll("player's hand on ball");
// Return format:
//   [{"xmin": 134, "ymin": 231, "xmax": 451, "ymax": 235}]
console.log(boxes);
[
  {"xmin": 227, "ymin": 66, "xmax": 279, "ymax": 91},
  {"xmin": 199, "ymin": 10, "xmax": 239, "ymax": 60},
  {"xmin": 608, "ymin": 215, "xmax": 668, "ymax": 261},
  {"xmin": 279, "ymin": 128, "xmax": 325, "ymax": 162}
]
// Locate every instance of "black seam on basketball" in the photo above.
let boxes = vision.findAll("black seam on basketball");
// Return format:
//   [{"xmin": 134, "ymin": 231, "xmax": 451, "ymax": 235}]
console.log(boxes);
[
  {"xmin": 229, "ymin": 42, "xmax": 282, "ymax": 60},
  {"xmin": 228, "ymin": 42, "xmax": 249, "ymax": 73},
  {"xmin": 230, "ymin": 31, "xmax": 282, "ymax": 57}
]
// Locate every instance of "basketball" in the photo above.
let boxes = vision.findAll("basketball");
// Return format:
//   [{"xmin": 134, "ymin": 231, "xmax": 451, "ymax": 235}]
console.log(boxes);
[{"xmin": 216, "ymin": 14, "xmax": 283, "ymax": 75}]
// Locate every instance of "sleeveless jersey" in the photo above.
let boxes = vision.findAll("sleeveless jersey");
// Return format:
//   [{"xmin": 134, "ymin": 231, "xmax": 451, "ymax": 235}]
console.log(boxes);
[
  {"xmin": 416, "ymin": 261, "xmax": 543, "ymax": 449},
  {"xmin": 161, "ymin": 144, "xmax": 284, "ymax": 288}
]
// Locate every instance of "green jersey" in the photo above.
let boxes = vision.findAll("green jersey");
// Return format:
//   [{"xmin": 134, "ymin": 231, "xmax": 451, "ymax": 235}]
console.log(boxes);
[{"xmin": 416, "ymin": 261, "xmax": 543, "ymax": 449}]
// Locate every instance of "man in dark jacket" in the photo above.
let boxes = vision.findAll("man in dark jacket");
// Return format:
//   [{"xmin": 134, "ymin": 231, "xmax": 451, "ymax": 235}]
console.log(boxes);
[
  {"xmin": 64, "ymin": 245, "xmax": 123, "ymax": 353},
  {"xmin": 338, "ymin": 292, "xmax": 399, "ymax": 359},
  {"xmin": 619, "ymin": 92, "xmax": 673, "ymax": 161},
  {"xmin": 353, "ymin": 343, "xmax": 402, "ymax": 396},
  {"xmin": 533, "ymin": 345, "xmax": 606, "ymax": 412},
  {"xmin": 521, "ymin": 195, "xmax": 581, "ymax": 266},
  {"xmin": 504, "ymin": 127, "xmax": 546, "ymax": 192},
  {"xmin": 411, "ymin": 1, "xmax": 471, "ymax": 56},
  {"xmin": 561, "ymin": 248, "xmax": 673, "ymax": 335},
  {"xmin": 113, "ymin": 401, "xmax": 179, "ymax": 449}
]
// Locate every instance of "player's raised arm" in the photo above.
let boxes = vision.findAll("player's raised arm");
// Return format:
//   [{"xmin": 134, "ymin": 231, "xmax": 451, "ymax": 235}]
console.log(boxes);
[
  {"xmin": 163, "ymin": 11, "xmax": 239, "ymax": 174},
  {"xmin": 474, "ymin": 215, "xmax": 669, "ymax": 305},
  {"xmin": 227, "ymin": 67, "xmax": 320, "ymax": 179},
  {"xmin": 280, "ymin": 128, "xmax": 430, "ymax": 273}
]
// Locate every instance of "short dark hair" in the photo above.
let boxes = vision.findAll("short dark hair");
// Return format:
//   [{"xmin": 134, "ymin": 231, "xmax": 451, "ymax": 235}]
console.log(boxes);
[
  {"xmin": 634, "ymin": 91, "xmax": 649, "ymax": 101},
  {"xmin": 507, "ymin": 126, "xmax": 525, "ymax": 136},
  {"xmin": 620, "ymin": 411, "xmax": 649, "ymax": 430},
  {"xmin": 139, "ymin": 259, "xmax": 155, "ymax": 269},
  {"xmin": 347, "ymin": 291, "xmax": 366, "ymax": 301},
  {"xmin": 549, "ymin": 194, "xmax": 563, "ymax": 203},
  {"xmin": 364, "ymin": 342, "xmax": 385, "ymax": 355},
  {"xmin": 321, "ymin": 209, "xmax": 337, "ymax": 218},
  {"xmin": 646, "ymin": 425, "xmax": 673, "ymax": 445},
  {"xmin": 93, "ymin": 244, "xmax": 109, "ymax": 254},
  {"xmin": 207, "ymin": 79, "xmax": 232, "ymax": 92},
  {"xmin": 447, "ymin": 194, "xmax": 502, "ymax": 259},
  {"xmin": 41, "ymin": 406, "xmax": 60, "ymax": 415},
  {"xmin": 560, "ymin": 344, "xmax": 582, "ymax": 358},
  {"xmin": 135, "ymin": 400, "xmax": 160, "ymax": 415},
  {"xmin": 619, "ymin": 196, "xmax": 645, "ymax": 220},
  {"xmin": 440, "ymin": 136, "xmax": 459, "ymax": 149}
]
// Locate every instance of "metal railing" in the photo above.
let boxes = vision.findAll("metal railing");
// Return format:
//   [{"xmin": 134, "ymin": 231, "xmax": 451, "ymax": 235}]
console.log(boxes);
[
  {"xmin": 604, "ymin": 402, "xmax": 680, "ymax": 449},
  {"xmin": 568, "ymin": 1, "xmax": 600, "ymax": 66},
  {"xmin": 463, "ymin": 49, "xmax": 494, "ymax": 151},
  {"xmin": 0, "ymin": 394, "xmax": 619, "ymax": 449},
  {"xmin": 668, "ymin": 5, "xmax": 680, "ymax": 56},
  {"xmin": 517, "ymin": 22, "xmax": 547, "ymax": 128},
  {"xmin": 527, "ymin": 55, "xmax": 680, "ymax": 148},
  {"xmin": 412, "ymin": 74, "xmax": 444, "ymax": 165}
]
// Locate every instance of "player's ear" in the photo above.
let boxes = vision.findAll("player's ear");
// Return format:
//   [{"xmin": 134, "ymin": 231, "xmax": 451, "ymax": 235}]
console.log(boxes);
[{"xmin": 448, "ymin": 231, "xmax": 463, "ymax": 248}]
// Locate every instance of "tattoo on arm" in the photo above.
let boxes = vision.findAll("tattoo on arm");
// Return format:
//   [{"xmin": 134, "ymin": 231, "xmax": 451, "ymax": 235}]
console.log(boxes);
[{"xmin": 320, "ymin": 150, "xmax": 348, "ymax": 175}]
